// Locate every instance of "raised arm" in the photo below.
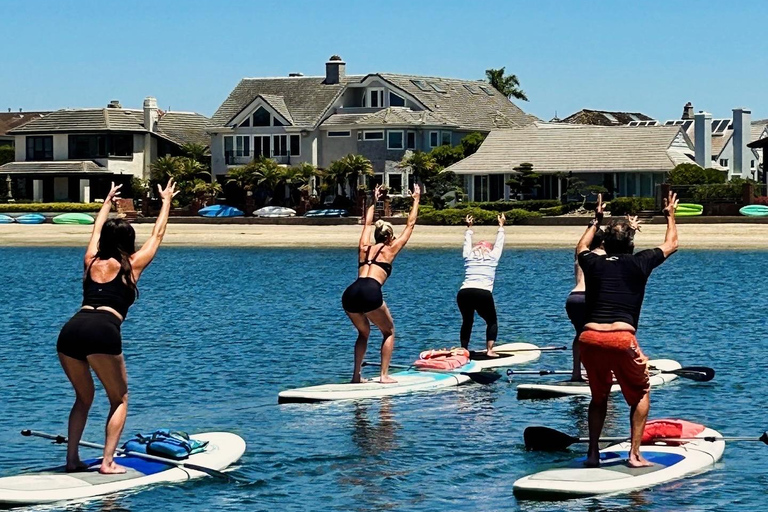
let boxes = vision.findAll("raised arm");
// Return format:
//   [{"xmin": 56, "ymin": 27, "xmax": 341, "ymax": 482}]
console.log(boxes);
[
  {"xmin": 131, "ymin": 179, "xmax": 178, "ymax": 277},
  {"xmin": 658, "ymin": 191, "xmax": 679, "ymax": 258},
  {"xmin": 576, "ymin": 193, "xmax": 604, "ymax": 254},
  {"xmin": 463, "ymin": 215, "xmax": 474, "ymax": 258},
  {"xmin": 84, "ymin": 182, "xmax": 122, "ymax": 265},
  {"xmin": 490, "ymin": 213, "xmax": 506, "ymax": 259},
  {"xmin": 359, "ymin": 185, "xmax": 382, "ymax": 250},
  {"xmin": 391, "ymin": 184, "xmax": 420, "ymax": 252}
]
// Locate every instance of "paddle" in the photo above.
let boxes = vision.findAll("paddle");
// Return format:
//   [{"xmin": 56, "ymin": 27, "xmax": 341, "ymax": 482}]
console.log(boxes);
[
  {"xmin": 506, "ymin": 366, "xmax": 716, "ymax": 382},
  {"xmin": 479, "ymin": 345, "xmax": 567, "ymax": 354},
  {"xmin": 523, "ymin": 426, "xmax": 768, "ymax": 451},
  {"xmin": 362, "ymin": 362, "xmax": 502, "ymax": 385},
  {"xmin": 21, "ymin": 429, "xmax": 243, "ymax": 483}
]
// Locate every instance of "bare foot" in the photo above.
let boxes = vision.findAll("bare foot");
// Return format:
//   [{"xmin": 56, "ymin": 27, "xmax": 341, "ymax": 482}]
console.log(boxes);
[
  {"xmin": 65, "ymin": 460, "xmax": 90, "ymax": 472},
  {"xmin": 99, "ymin": 461, "xmax": 127, "ymax": 475},
  {"xmin": 485, "ymin": 350, "xmax": 499, "ymax": 358},
  {"xmin": 379, "ymin": 375, "xmax": 397, "ymax": 384},
  {"xmin": 628, "ymin": 453, "xmax": 653, "ymax": 468}
]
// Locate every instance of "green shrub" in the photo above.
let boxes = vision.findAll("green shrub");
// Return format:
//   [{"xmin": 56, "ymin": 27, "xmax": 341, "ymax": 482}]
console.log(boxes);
[
  {"xmin": 418, "ymin": 206, "xmax": 540, "ymax": 225},
  {"xmin": 539, "ymin": 205, "xmax": 570, "ymax": 216},
  {"xmin": 457, "ymin": 199, "xmax": 561, "ymax": 212},
  {"xmin": 692, "ymin": 179, "xmax": 749, "ymax": 202},
  {"xmin": 0, "ymin": 202, "xmax": 103, "ymax": 212},
  {"xmin": 609, "ymin": 197, "xmax": 656, "ymax": 216},
  {"xmin": 504, "ymin": 208, "xmax": 542, "ymax": 224},
  {"xmin": 667, "ymin": 163, "xmax": 726, "ymax": 185},
  {"xmin": 0, "ymin": 145, "xmax": 14, "ymax": 166}
]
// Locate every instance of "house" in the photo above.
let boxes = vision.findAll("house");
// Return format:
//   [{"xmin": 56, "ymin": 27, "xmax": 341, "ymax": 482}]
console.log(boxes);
[
  {"xmin": 208, "ymin": 55, "xmax": 533, "ymax": 195},
  {"xmin": 555, "ymin": 109, "xmax": 656, "ymax": 126},
  {"xmin": 710, "ymin": 117, "xmax": 767, "ymax": 179},
  {"xmin": 0, "ymin": 110, "xmax": 51, "ymax": 147},
  {"xmin": 442, "ymin": 123, "xmax": 694, "ymax": 201},
  {"xmin": 1, "ymin": 98, "xmax": 209, "ymax": 202}
]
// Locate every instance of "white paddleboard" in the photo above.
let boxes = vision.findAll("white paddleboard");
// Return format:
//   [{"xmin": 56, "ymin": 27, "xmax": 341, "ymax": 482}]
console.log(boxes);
[
  {"xmin": 517, "ymin": 359, "xmax": 680, "ymax": 400},
  {"xmin": 0, "ymin": 432, "xmax": 246, "ymax": 506},
  {"xmin": 278, "ymin": 361, "xmax": 483, "ymax": 403},
  {"xmin": 513, "ymin": 426, "xmax": 724, "ymax": 499},
  {"xmin": 470, "ymin": 342, "xmax": 541, "ymax": 370}
]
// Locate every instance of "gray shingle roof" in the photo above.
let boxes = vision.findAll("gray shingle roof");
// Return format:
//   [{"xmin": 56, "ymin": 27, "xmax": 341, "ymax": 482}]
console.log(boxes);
[
  {"xmin": 444, "ymin": 123, "xmax": 690, "ymax": 175},
  {"xmin": 9, "ymin": 108, "xmax": 210, "ymax": 147},
  {"xmin": 210, "ymin": 72, "xmax": 533, "ymax": 132},
  {"xmin": 0, "ymin": 160, "xmax": 108, "ymax": 174},
  {"xmin": 558, "ymin": 109, "xmax": 654, "ymax": 126},
  {"xmin": 259, "ymin": 94, "xmax": 294, "ymax": 124},
  {"xmin": 0, "ymin": 111, "xmax": 52, "ymax": 137},
  {"xmin": 321, "ymin": 107, "xmax": 457, "ymax": 128}
]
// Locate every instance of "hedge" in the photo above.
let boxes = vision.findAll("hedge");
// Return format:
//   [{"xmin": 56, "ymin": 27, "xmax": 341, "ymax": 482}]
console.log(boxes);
[
  {"xmin": 418, "ymin": 206, "xmax": 540, "ymax": 225},
  {"xmin": 456, "ymin": 199, "xmax": 561, "ymax": 212},
  {"xmin": 0, "ymin": 202, "xmax": 103, "ymax": 212},
  {"xmin": 608, "ymin": 197, "xmax": 655, "ymax": 216}
]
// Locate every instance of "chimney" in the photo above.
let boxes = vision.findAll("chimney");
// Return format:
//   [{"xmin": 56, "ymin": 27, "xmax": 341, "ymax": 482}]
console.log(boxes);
[
  {"xmin": 694, "ymin": 111, "xmax": 712, "ymax": 168},
  {"xmin": 682, "ymin": 102, "xmax": 694, "ymax": 120},
  {"xmin": 325, "ymin": 55, "xmax": 345, "ymax": 85},
  {"xmin": 143, "ymin": 96, "xmax": 158, "ymax": 133},
  {"xmin": 107, "ymin": 100, "xmax": 122, "ymax": 109},
  {"xmin": 733, "ymin": 108, "xmax": 752, "ymax": 179}
]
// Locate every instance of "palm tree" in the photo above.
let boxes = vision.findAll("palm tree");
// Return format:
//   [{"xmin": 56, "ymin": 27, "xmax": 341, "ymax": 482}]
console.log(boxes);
[
  {"xmin": 282, "ymin": 163, "xmax": 318, "ymax": 206},
  {"xmin": 150, "ymin": 156, "xmax": 181, "ymax": 182},
  {"xmin": 181, "ymin": 143, "xmax": 209, "ymax": 164},
  {"xmin": 398, "ymin": 151, "xmax": 438, "ymax": 184},
  {"xmin": 325, "ymin": 154, "xmax": 373, "ymax": 197},
  {"xmin": 485, "ymin": 67, "xmax": 528, "ymax": 101}
]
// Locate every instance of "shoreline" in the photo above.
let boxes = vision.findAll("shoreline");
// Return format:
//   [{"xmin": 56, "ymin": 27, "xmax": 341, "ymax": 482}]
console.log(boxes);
[{"xmin": 1, "ymin": 223, "xmax": 767, "ymax": 249}]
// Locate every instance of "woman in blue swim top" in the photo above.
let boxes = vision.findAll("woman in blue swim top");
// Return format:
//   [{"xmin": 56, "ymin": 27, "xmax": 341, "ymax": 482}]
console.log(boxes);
[{"xmin": 342, "ymin": 184, "xmax": 420, "ymax": 384}]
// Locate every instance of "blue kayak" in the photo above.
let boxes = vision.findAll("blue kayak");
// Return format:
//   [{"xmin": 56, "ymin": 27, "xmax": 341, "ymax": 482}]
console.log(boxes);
[
  {"xmin": 0, "ymin": 214, "xmax": 14, "ymax": 224},
  {"xmin": 15, "ymin": 214, "xmax": 46, "ymax": 225},
  {"xmin": 198, "ymin": 205, "xmax": 244, "ymax": 218}
]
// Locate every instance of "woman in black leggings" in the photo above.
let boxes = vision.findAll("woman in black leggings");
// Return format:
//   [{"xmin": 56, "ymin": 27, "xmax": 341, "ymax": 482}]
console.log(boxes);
[{"xmin": 456, "ymin": 213, "xmax": 505, "ymax": 356}]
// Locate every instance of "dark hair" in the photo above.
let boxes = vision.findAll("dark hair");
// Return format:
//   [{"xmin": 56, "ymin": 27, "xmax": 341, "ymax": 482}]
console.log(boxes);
[
  {"xmin": 602, "ymin": 219, "xmax": 635, "ymax": 254},
  {"xmin": 85, "ymin": 219, "xmax": 138, "ymax": 295},
  {"xmin": 589, "ymin": 227, "xmax": 605, "ymax": 251}
]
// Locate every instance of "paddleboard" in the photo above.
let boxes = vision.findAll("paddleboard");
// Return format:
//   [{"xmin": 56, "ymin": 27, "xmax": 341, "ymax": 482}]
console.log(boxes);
[
  {"xmin": 15, "ymin": 213, "xmax": 46, "ymax": 224},
  {"xmin": 470, "ymin": 342, "xmax": 541, "ymax": 370},
  {"xmin": 278, "ymin": 361, "xmax": 483, "ymax": 403},
  {"xmin": 198, "ymin": 204, "xmax": 244, "ymax": 217},
  {"xmin": 674, "ymin": 203, "xmax": 703, "ymax": 217},
  {"xmin": 0, "ymin": 432, "xmax": 245, "ymax": 506},
  {"xmin": 52, "ymin": 213, "xmax": 95, "ymax": 225},
  {"xmin": 0, "ymin": 214, "xmax": 14, "ymax": 224},
  {"xmin": 739, "ymin": 204, "xmax": 768, "ymax": 217},
  {"xmin": 254, "ymin": 206, "xmax": 296, "ymax": 218},
  {"xmin": 304, "ymin": 209, "xmax": 348, "ymax": 217},
  {"xmin": 513, "ymin": 426, "xmax": 724, "ymax": 499},
  {"xmin": 516, "ymin": 359, "xmax": 680, "ymax": 400}
]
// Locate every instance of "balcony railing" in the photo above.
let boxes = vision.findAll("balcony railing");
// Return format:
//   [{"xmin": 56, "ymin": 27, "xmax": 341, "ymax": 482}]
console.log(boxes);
[{"xmin": 225, "ymin": 151, "xmax": 291, "ymax": 166}]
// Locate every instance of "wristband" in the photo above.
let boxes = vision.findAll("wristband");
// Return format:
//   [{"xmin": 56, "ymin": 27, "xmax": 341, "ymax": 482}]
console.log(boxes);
[{"xmin": 588, "ymin": 219, "xmax": 600, "ymax": 228}]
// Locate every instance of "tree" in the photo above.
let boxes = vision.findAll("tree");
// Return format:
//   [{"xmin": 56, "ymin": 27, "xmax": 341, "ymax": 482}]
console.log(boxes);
[
  {"xmin": 325, "ymin": 154, "xmax": 374, "ymax": 198},
  {"xmin": 506, "ymin": 162, "xmax": 540, "ymax": 197},
  {"xmin": 458, "ymin": 132, "xmax": 486, "ymax": 156},
  {"xmin": 283, "ymin": 162, "xmax": 318, "ymax": 205},
  {"xmin": 429, "ymin": 145, "xmax": 464, "ymax": 168},
  {"xmin": 566, "ymin": 176, "xmax": 608, "ymax": 209},
  {"xmin": 667, "ymin": 163, "xmax": 726, "ymax": 185},
  {"xmin": 181, "ymin": 143, "xmax": 209, "ymax": 164},
  {"xmin": 398, "ymin": 151, "xmax": 439, "ymax": 184},
  {"xmin": 485, "ymin": 67, "xmax": 528, "ymax": 101},
  {"xmin": 0, "ymin": 145, "xmax": 14, "ymax": 166}
]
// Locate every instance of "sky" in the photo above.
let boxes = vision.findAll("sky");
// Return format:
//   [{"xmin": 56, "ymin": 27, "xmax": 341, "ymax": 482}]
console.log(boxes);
[{"xmin": 3, "ymin": 0, "xmax": 768, "ymax": 123}]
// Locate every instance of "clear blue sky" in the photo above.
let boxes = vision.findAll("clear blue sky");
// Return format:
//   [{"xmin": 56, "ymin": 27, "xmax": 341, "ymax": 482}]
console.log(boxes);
[{"xmin": 4, "ymin": 0, "xmax": 767, "ymax": 122}]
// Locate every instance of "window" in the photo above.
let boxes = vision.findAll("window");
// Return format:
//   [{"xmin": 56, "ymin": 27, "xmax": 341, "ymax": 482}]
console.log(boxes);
[
  {"xmin": 26, "ymin": 136, "xmax": 53, "ymax": 161},
  {"xmin": 388, "ymin": 173, "xmax": 402, "ymax": 193},
  {"xmin": 254, "ymin": 135, "xmax": 270, "ymax": 157},
  {"xmin": 328, "ymin": 131, "xmax": 351, "ymax": 137},
  {"xmin": 290, "ymin": 134, "xmax": 300, "ymax": 156},
  {"xmin": 463, "ymin": 84, "xmax": 480, "ymax": 95},
  {"xmin": 389, "ymin": 92, "xmax": 405, "ymax": 107},
  {"xmin": 479, "ymin": 85, "xmax": 495, "ymax": 96},
  {"xmin": 273, "ymin": 134, "xmax": 288, "ymax": 156},
  {"xmin": 253, "ymin": 107, "xmax": 270, "ymax": 127},
  {"xmin": 235, "ymin": 135, "xmax": 250, "ymax": 156},
  {"xmin": 406, "ymin": 131, "xmax": 416, "ymax": 149},
  {"xmin": 366, "ymin": 88, "xmax": 384, "ymax": 108},
  {"xmin": 68, "ymin": 134, "xmax": 133, "ymax": 159},
  {"xmin": 387, "ymin": 131, "xmax": 404, "ymax": 150},
  {"xmin": 363, "ymin": 131, "xmax": 384, "ymax": 141},
  {"xmin": 751, "ymin": 160, "xmax": 756, "ymax": 169},
  {"xmin": 224, "ymin": 136, "xmax": 233, "ymax": 159},
  {"xmin": 240, "ymin": 117, "xmax": 251, "ymax": 127},
  {"xmin": 441, "ymin": 131, "xmax": 452, "ymax": 146},
  {"xmin": 720, "ymin": 158, "xmax": 729, "ymax": 167},
  {"xmin": 429, "ymin": 131, "xmax": 439, "ymax": 148},
  {"xmin": 411, "ymin": 79, "xmax": 431, "ymax": 92},
  {"xmin": 273, "ymin": 117, "xmax": 284, "ymax": 127},
  {"xmin": 429, "ymin": 82, "xmax": 446, "ymax": 93}
]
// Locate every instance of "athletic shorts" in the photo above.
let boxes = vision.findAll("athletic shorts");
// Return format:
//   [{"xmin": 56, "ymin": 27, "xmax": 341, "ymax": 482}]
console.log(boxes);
[
  {"xmin": 57, "ymin": 309, "xmax": 123, "ymax": 361},
  {"xmin": 564, "ymin": 291, "xmax": 586, "ymax": 332},
  {"xmin": 342, "ymin": 277, "xmax": 384, "ymax": 314},
  {"xmin": 579, "ymin": 330, "xmax": 649, "ymax": 406}
]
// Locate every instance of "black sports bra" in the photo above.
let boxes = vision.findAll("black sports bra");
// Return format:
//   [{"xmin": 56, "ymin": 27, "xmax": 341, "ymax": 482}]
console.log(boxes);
[
  {"xmin": 358, "ymin": 245, "xmax": 393, "ymax": 277},
  {"xmin": 82, "ymin": 260, "xmax": 137, "ymax": 319}
]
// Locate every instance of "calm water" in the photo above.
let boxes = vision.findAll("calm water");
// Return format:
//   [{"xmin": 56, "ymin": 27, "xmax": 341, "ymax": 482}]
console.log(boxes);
[{"xmin": 0, "ymin": 246, "xmax": 766, "ymax": 511}]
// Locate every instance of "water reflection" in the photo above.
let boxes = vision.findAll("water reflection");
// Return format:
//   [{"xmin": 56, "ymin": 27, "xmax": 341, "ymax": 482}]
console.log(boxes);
[{"xmin": 350, "ymin": 400, "xmax": 399, "ymax": 456}]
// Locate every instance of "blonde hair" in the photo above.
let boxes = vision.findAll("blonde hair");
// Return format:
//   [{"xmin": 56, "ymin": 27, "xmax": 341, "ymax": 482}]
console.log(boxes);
[{"xmin": 374, "ymin": 219, "xmax": 394, "ymax": 244}]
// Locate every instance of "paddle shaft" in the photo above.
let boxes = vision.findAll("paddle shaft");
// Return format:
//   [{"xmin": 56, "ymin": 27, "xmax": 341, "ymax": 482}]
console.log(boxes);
[
  {"xmin": 362, "ymin": 362, "xmax": 500, "ymax": 384},
  {"xmin": 21, "ymin": 429, "xmax": 235, "ymax": 482},
  {"xmin": 489, "ymin": 345, "xmax": 567, "ymax": 354},
  {"xmin": 508, "ymin": 366, "xmax": 714, "ymax": 381}
]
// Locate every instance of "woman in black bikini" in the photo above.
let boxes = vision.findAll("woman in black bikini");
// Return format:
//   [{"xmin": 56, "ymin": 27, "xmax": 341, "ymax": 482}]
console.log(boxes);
[
  {"xmin": 342, "ymin": 184, "xmax": 420, "ymax": 383},
  {"xmin": 57, "ymin": 179, "xmax": 177, "ymax": 474}
]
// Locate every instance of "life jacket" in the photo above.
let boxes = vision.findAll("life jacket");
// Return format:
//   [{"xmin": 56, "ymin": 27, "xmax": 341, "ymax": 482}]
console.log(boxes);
[
  {"xmin": 641, "ymin": 419, "xmax": 706, "ymax": 445},
  {"xmin": 413, "ymin": 347, "xmax": 470, "ymax": 370},
  {"xmin": 122, "ymin": 429, "xmax": 209, "ymax": 460}
]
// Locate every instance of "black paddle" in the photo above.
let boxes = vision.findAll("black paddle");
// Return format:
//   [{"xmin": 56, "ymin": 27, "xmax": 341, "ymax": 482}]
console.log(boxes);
[
  {"xmin": 506, "ymin": 365, "xmax": 716, "ymax": 382},
  {"xmin": 362, "ymin": 362, "xmax": 502, "ymax": 385},
  {"xmin": 21, "ymin": 429, "xmax": 245, "ymax": 483},
  {"xmin": 478, "ymin": 345, "xmax": 568, "ymax": 354},
  {"xmin": 523, "ymin": 426, "xmax": 768, "ymax": 451}
]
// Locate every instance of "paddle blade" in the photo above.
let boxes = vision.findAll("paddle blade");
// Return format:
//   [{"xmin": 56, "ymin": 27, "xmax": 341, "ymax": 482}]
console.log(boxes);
[
  {"xmin": 671, "ymin": 366, "xmax": 715, "ymax": 382},
  {"xmin": 464, "ymin": 371, "xmax": 502, "ymax": 385},
  {"xmin": 760, "ymin": 432, "xmax": 768, "ymax": 446},
  {"xmin": 524, "ymin": 426, "xmax": 579, "ymax": 451}
]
